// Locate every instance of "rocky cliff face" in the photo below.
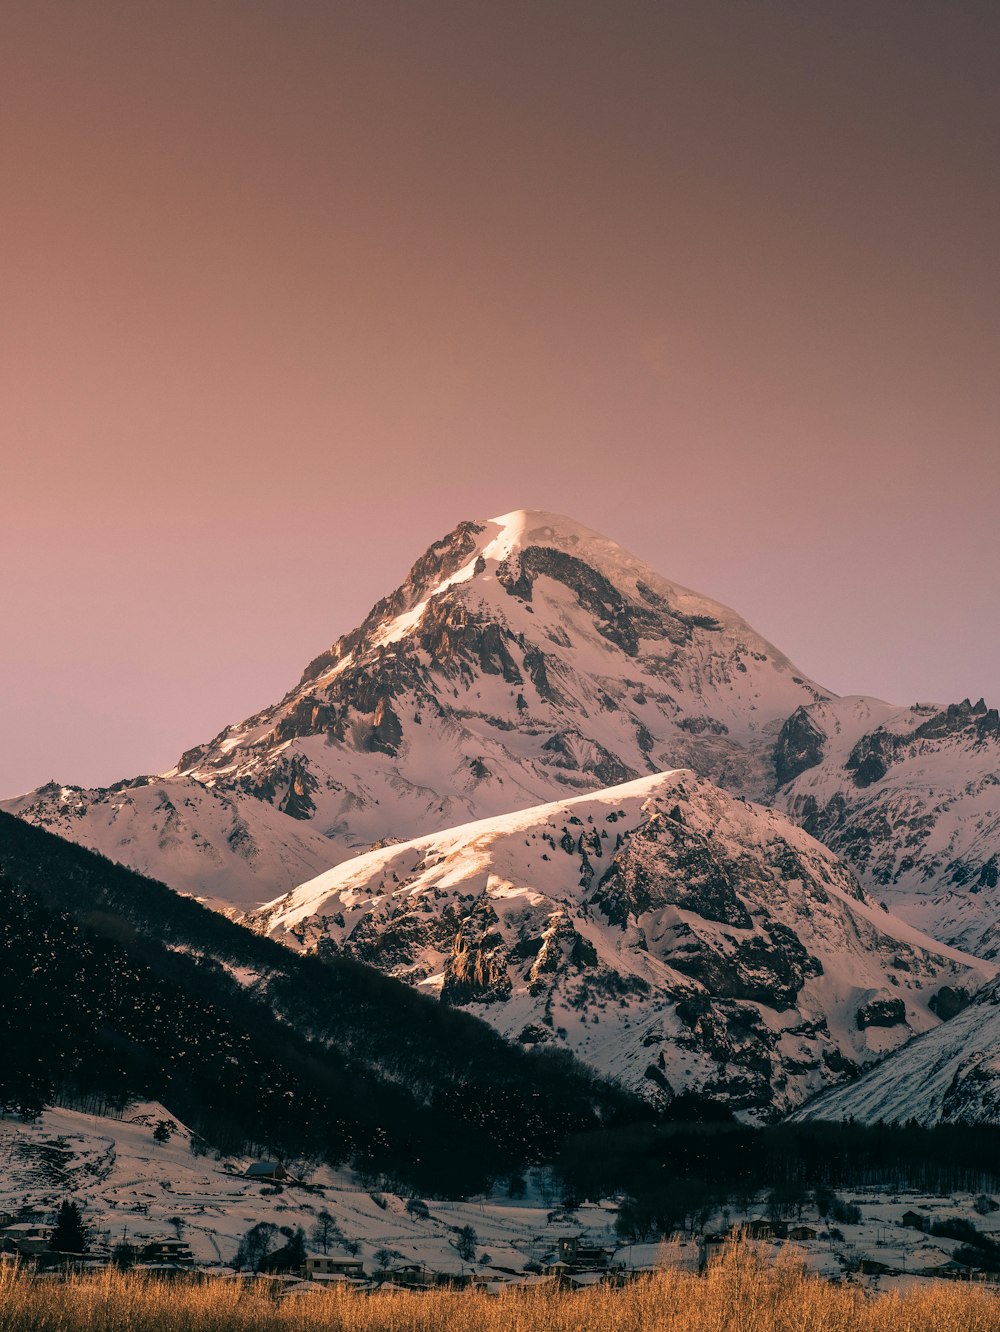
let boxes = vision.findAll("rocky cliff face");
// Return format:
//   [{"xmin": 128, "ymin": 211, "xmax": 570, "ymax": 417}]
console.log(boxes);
[
  {"xmin": 792, "ymin": 974, "xmax": 1000, "ymax": 1127},
  {"xmin": 249, "ymin": 771, "xmax": 991, "ymax": 1120},
  {"xmin": 773, "ymin": 696, "xmax": 1000, "ymax": 957}
]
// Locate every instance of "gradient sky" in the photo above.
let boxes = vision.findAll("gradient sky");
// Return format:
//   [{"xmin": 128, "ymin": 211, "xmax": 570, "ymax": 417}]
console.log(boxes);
[{"xmin": 2, "ymin": 1, "xmax": 998, "ymax": 799}]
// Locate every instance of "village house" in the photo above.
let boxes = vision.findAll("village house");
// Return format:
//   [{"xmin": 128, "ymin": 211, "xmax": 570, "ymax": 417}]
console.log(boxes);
[
  {"xmin": 918, "ymin": 1258, "xmax": 975, "ymax": 1279},
  {"xmin": 1, "ymin": 1222, "xmax": 53, "ymax": 1256},
  {"xmin": 244, "ymin": 1161, "xmax": 299, "ymax": 1184},
  {"xmin": 303, "ymin": 1254, "xmax": 365, "ymax": 1280},
  {"xmin": 858, "ymin": 1257, "xmax": 894, "ymax": 1276},
  {"xmin": 901, "ymin": 1210, "xmax": 927, "ymax": 1231},
  {"xmin": 741, "ymin": 1219, "xmax": 788, "ymax": 1240},
  {"xmin": 36, "ymin": 1249, "xmax": 111, "ymax": 1274},
  {"xmin": 558, "ymin": 1235, "xmax": 614, "ymax": 1269},
  {"xmin": 387, "ymin": 1263, "xmax": 433, "ymax": 1288},
  {"xmin": 139, "ymin": 1237, "xmax": 195, "ymax": 1266},
  {"xmin": 543, "ymin": 1235, "xmax": 615, "ymax": 1277}
]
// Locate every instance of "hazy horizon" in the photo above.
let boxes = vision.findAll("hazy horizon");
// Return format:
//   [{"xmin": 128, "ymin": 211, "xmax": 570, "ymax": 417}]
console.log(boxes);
[{"xmin": 3, "ymin": 1, "xmax": 998, "ymax": 799}]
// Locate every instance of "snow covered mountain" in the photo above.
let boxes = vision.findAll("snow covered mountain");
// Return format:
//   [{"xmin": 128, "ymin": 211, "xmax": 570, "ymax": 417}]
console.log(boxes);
[
  {"xmin": 774, "ymin": 696, "xmax": 1000, "ymax": 956},
  {"xmin": 250, "ymin": 770, "xmax": 992, "ymax": 1119},
  {"xmin": 4, "ymin": 508, "xmax": 996, "ymax": 966},
  {"xmin": 792, "ymin": 974, "xmax": 1000, "ymax": 1126},
  {"xmin": 3, "ymin": 511, "xmax": 829, "ymax": 908}
]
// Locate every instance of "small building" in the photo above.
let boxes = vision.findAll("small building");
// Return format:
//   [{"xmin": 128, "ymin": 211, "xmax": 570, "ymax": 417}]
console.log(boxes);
[
  {"xmin": 36, "ymin": 1251, "xmax": 109, "ymax": 1273},
  {"xmin": 901, "ymin": 1210, "xmax": 926, "ymax": 1231},
  {"xmin": 858, "ymin": 1258, "xmax": 893, "ymax": 1276},
  {"xmin": 139, "ymin": 1262, "xmax": 194, "ymax": 1279},
  {"xmin": 918, "ymin": 1259, "xmax": 973, "ymax": 1279},
  {"xmin": 1, "ymin": 1223, "xmax": 53, "ymax": 1256},
  {"xmin": 304, "ymin": 1255, "xmax": 365, "ymax": 1279},
  {"xmin": 385, "ymin": 1263, "xmax": 431, "ymax": 1288},
  {"xmin": 244, "ymin": 1161, "xmax": 298, "ymax": 1184},
  {"xmin": 788, "ymin": 1226, "xmax": 817, "ymax": 1241},
  {"xmin": 702, "ymin": 1234, "xmax": 728, "ymax": 1267},
  {"xmin": 140, "ymin": 1238, "xmax": 195, "ymax": 1266},
  {"xmin": 742, "ymin": 1220, "xmax": 787, "ymax": 1240},
  {"xmin": 556, "ymin": 1236, "xmax": 613, "ymax": 1271}
]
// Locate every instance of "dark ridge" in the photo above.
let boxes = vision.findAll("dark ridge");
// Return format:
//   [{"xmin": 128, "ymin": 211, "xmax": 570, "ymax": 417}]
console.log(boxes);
[{"xmin": 0, "ymin": 808, "xmax": 651, "ymax": 1195}]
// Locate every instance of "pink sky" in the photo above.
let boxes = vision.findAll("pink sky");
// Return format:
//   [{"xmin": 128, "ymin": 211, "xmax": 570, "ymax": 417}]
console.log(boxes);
[{"xmin": 2, "ymin": 1, "xmax": 998, "ymax": 798}]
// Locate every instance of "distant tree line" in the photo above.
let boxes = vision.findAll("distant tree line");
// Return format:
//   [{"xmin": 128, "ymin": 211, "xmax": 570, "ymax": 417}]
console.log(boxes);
[{"xmin": 554, "ymin": 1114, "xmax": 1000, "ymax": 1238}]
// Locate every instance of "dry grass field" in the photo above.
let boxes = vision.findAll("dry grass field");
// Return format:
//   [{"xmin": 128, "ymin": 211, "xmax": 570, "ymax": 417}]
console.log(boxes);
[{"xmin": 1, "ymin": 1244, "xmax": 998, "ymax": 1332}]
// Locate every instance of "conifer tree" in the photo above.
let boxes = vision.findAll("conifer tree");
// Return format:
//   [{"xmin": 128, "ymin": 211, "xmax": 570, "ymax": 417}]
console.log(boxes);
[{"xmin": 50, "ymin": 1201, "xmax": 87, "ymax": 1254}]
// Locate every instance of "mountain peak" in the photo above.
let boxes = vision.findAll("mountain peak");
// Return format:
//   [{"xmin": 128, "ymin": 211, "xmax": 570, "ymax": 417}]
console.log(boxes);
[
  {"xmin": 4, "ymin": 512, "xmax": 832, "ymax": 906},
  {"xmin": 289, "ymin": 508, "xmax": 821, "ymax": 710},
  {"xmin": 485, "ymin": 508, "xmax": 615, "ymax": 554}
]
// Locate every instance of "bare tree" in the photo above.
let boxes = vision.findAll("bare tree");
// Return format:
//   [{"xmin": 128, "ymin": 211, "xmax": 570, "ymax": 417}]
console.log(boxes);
[
  {"xmin": 235, "ymin": 1222, "xmax": 278, "ymax": 1273},
  {"xmin": 309, "ymin": 1210, "xmax": 338, "ymax": 1254}
]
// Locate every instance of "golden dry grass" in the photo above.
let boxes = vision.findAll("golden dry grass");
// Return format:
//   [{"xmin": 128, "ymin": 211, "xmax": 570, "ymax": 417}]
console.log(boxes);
[{"xmin": 0, "ymin": 1243, "xmax": 997, "ymax": 1332}]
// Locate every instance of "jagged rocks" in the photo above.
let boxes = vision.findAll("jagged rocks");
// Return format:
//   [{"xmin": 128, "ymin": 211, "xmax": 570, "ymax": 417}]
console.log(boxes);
[
  {"xmin": 278, "ymin": 758, "xmax": 319, "ymax": 820},
  {"xmin": 243, "ymin": 755, "xmax": 319, "ymax": 820},
  {"xmin": 521, "ymin": 914, "xmax": 600, "ymax": 996},
  {"xmin": 273, "ymin": 696, "xmax": 344, "ymax": 744},
  {"xmin": 498, "ymin": 545, "xmax": 660, "ymax": 656},
  {"xmin": 441, "ymin": 918, "xmax": 512, "ymax": 1005},
  {"xmin": 416, "ymin": 598, "xmax": 524, "ymax": 683},
  {"xmin": 299, "ymin": 521, "xmax": 487, "ymax": 685},
  {"xmin": 916, "ymin": 698, "xmax": 1000, "ymax": 743},
  {"xmin": 338, "ymin": 901, "xmax": 462, "ymax": 973},
  {"xmin": 846, "ymin": 730, "xmax": 898, "ymax": 788},
  {"xmin": 676, "ymin": 715, "xmax": 729, "ymax": 736},
  {"xmin": 592, "ymin": 806, "xmax": 754, "ymax": 929},
  {"xmin": 929, "ymin": 985, "xmax": 972, "ymax": 1020},
  {"xmin": 540, "ymin": 730, "xmax": 637, "ymax": 788},
  {"xmin": 774, "ymin": 707, "xmax": 826, "ymax": 785},
  {"xmin": 664, "ymin": 922, "xmax": 820, "ymax": 1010},
  {"xmin": 517, "ymin": 1023, "xmax": 550, "ymax": 1044},
  {"xmin": 368, "ymin": 697, "xmax": 404, "ymax": 756},
  {"xmin": 856, "ymin": 996, "xmax": 907, "ymax": 1029}
]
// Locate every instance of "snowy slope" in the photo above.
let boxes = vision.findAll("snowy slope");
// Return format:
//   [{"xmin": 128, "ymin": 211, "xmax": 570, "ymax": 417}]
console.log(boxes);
[
  {"xmin": 791, "ymin": 976, "xmax": 1000, "ymax": 1126},
  {"xmin": 774, "ymin": 696, "xmax": 1000, "ymax": 955},
  {"xmin": 4, "ymin": 776, "xmax": 341, "ymax": 911},
  {"xmin": 251, "ymin": 770, "xmax": 991, "ymax": 1119},
  {"xmin": 0, "ymin": 1104, "xmax": 621, "ymax": 1275},
  {"xmin": 3, "ymin": 511, "xmax": 830, "ymax": 908}
]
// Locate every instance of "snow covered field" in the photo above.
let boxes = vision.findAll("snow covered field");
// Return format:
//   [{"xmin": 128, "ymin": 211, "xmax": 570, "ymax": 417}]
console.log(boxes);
[
  {"xmin": 4, "ymin": 1103, "xmax": 1000, "ymax": 1293},
  {"xmin": 0, "ymin": 1104, "xmax": 620, "ymax": 1276}
]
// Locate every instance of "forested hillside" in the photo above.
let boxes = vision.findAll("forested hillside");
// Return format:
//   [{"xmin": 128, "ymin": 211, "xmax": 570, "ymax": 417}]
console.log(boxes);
[{"xmin": 0, "ymin": 810, "xmax": 648, "ymax": 1195}]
